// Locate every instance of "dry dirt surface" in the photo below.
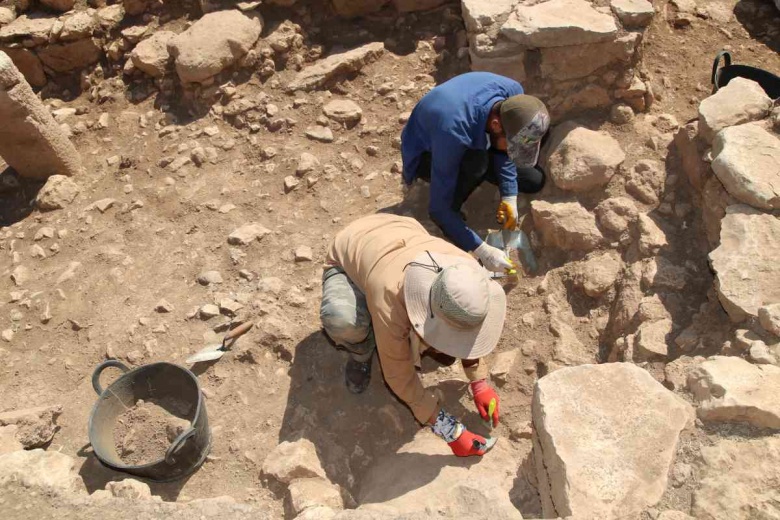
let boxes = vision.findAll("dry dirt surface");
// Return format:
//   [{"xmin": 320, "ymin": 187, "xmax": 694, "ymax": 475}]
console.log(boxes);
[
  {"xmin": 113, "ymin": 398, "xmax": 191, "ymax": 466},
  {"xmin": 1, "ymin": 0, "xmax": 779, "ymax": 519}
]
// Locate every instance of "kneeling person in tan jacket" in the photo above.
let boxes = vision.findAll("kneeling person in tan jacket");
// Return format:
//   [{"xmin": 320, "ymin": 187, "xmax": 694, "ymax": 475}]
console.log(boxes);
[{"xmin": 320, "ymin": 214, "xmax": 506, "ymax": 457}]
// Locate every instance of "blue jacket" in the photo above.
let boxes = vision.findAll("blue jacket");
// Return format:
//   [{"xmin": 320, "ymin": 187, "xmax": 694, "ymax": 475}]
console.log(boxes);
[{"xmin": 401, "ymin": 72, "xmax": 524, "ymax": 252}]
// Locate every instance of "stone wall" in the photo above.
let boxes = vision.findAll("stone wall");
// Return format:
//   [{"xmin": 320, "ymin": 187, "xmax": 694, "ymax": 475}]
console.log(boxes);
[{"xmin": 463, "ymin": 0, "xmax": 655, "ymax": 119}]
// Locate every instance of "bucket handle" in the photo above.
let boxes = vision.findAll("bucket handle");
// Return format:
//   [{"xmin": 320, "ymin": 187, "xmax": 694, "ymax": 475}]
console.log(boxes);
[
  {"xmin": 165, "ymin": 428, "xmax": 196, "ymax": 465},
  {"xmin": 711, "ymin": 50, "xmax": 732, "ymax": 92},
  {"xmin": 91, "ymin": 360, "xmax": 130, "ymax": 396}
]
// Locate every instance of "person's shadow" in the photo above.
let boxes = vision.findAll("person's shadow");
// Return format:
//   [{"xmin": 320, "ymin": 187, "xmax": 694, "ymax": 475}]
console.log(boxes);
[{"xmin": 277, "ymin": 332, "xmax": 487, "ymax": 504}]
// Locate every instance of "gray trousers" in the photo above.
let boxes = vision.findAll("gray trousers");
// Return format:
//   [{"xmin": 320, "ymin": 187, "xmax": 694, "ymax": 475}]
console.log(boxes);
[{"xmin": 320, "ymin": 267, "xmax": 376, "ymax": 362}]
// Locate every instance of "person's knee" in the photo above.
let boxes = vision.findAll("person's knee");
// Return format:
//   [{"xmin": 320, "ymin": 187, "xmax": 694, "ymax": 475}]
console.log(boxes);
[
  {"xmin": 517, "ymin": 165, "xmax": 546, "ymax": 194},
  {"xmin": 320, "ymin": 304, "xmax": 371, "ymax": 346}
]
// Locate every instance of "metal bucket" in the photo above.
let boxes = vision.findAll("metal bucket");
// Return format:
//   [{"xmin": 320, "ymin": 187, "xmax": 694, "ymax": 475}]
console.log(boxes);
[{"xmin": 88, "ymin": 360, "xmax": 211, "ymax": 482}]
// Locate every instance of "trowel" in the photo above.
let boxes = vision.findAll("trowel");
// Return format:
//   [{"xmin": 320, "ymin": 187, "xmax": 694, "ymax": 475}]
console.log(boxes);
[
  {"xmin": 186, "ymin": 321, "xmax": 254, "ymax": 364},
  {"xmin": 485, "ymin": 214, "xmax": 537, "ymax": 278}
]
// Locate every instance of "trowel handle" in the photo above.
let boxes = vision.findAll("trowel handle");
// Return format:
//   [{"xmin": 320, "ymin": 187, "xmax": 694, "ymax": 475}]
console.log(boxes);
[
  {"xmin": 225, "ymin": 321, "xmax": 253, "ymax": 341},
  {"xmin": 91, "ymin": 360, "xmax": 130, "ymax": 396}
]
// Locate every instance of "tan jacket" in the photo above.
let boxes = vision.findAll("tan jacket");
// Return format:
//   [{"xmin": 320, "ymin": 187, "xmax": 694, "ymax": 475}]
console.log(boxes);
[{"xmin": 325, "ymin": 214, "xmax": 489, "ymax": 424}]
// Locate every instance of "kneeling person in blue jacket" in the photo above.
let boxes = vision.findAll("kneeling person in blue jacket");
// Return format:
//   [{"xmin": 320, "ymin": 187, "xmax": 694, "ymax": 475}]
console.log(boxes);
[{"xmin": 401, "ymin": 72, "xmax": 549, "ymax": 272}]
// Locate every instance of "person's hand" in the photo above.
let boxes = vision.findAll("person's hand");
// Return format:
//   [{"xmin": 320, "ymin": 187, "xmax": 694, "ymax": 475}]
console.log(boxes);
[
  {"xmin": 448, "ymin": 427, "xmax": 493, "ymax": 457},
  {"xmin": 474, "ymin": 242, "xmax": 514, "ymax": 273},
  {"xmin": 496, "ymin": 196, "xmax": 518, "ymax": 230},
  {"xmin": 471, "ymin": 379, "xmax": 500, "ymax": 427}
]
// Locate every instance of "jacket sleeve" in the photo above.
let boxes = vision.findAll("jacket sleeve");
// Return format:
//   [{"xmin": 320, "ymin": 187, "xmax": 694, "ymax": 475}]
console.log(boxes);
[
  {"xmin": 427, "ymin": 134, "xmax": 483, "ymax": 252},
  {"xmin": 492, "ymin": 151, "xmax": 519, "ymax": 198},
  {"xmin": 372, "ymin": 313, "xmax": 440, "ymax": 425}
]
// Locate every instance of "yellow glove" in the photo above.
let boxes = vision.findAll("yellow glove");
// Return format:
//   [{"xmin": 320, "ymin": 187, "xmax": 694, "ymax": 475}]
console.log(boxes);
[{"xmin": 496, "ymin": 196, "xmax": 518, "ymax": 230}]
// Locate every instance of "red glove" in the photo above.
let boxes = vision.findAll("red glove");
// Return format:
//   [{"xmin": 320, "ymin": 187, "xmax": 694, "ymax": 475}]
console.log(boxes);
[
  {"xmin": 471, "ymin": 379, "xmax": 500, "ymax": 427},
  {"xmin": 448, "ymin": 427, "xmax": 492, "ymax": 457}
]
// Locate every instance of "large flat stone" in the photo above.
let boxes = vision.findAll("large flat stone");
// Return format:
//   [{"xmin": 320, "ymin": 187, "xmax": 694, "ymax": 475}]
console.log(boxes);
[
  {"xmin": 610, "ymin": 0, "xmax": 655, "ymax": 28},
  {"xmin": 542, "ymin": 122, "xmax": 626, "ymax": 191},
  {"xmin": 501, "ymin": 0, "xmax": 618, "ymax": 48},
  {"xmin": 0, "ymin": 404, "xmax": 62, "ymax": 448},
  {"xmin": 698, "ymin": 78, "xmax": 772, "ymax": 143},
  {"xmin": 712, "ymin": 123, "xmax": 780, "ymax": 211},
  {"xmin": 693, "ymin": 436, "xmax": 780, "ymax": 520},
  {"xmin": 462, "ymin": 0, "xmax": 517, "ymax": 32},
  {"xmin": 0, "ymin": 449, "xmax": 79, "ymax": 494},
  {"xmin": 688, "ymin": 356, "xmax": 780, "ymax": 429},
  {"xmin": 0, "ymin": 15, "xmax": 56, "ymax": 45},
  {"xmin": 533, "ymin": 363, "xmax": 692, "ymax": 519},
  {"xmin": 168, "ymin": 10, "xmax": 262, "ymax": 83},
  {"xmin": 709, "ymin": 205, "xmax": 780, "ymax": 322},
  {"xmin": 38, "ymin": 38, "xmax": 101, "ymax": 72},
  {"xmin": 285, "ymin": 42, "xmax": 384, "ymax": 92},
  {"xmin": 540, "ymin": 33, "xmax": 638, "ymax": 81},
  {"xmin": 531, "ymin": 200, "xmax": 605, "ymax": 251},
  {"xmin": 358, "ymin": 429, "xmax": 523, "ymax": 519}
]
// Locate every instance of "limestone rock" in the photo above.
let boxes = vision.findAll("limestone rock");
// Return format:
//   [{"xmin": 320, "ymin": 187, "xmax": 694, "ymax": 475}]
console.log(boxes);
[
  {"xmin": 693, "ymin": 436, "xmax": 780, "ymax": 520},
  {"xmin": 540, "ymin": 34, "xmax": 639, "ymax": 82},
  {"xmin": 633, "ymin": 318, "xmax": 672, "ymax": 361},
  {"xmin": 698, "ymin": 78, "xmax": 772, "ymax": 143},
  {"xmin": 626, "ymin": 159, "xmax": 665, "ymax": 205},
  {"xmin": 664, "ymin": 355, "xmax": 704, "ymax": 391},
  {"xmin": 296, "ymin": 152, "xmax": 320, "ymax": 176},
  {"xmin": 711, "ymin": 123, "xmax": 780, "ymax": 211},
  {"xmin": 462, "ymin": 0, "xmax": 517, "ymax": 32},
  {"xmin": 322, "ymin": 100, "xmax": 362, "ymax": 125},
  {"xmin": 0, "ymin": 15, "xmax": 56, "ymax": 45},
  {"xmin": 610, "ymin": 0, "xmax": 654, "ymax": 28},
  {"xmin": 287, "ymin": 477, "xmax": 344, "ymax": 515},
  {"xmin": 573, "ymin": 251, "xmax": 623, "ymax": 297},
  {"xmin": 106, "ymin": 479, "xmax": 153, "ymax": 499},
  {"xmin": 262, "ymin": 439, "xmax": 327, "ymax": 484},
  {"xmin": 168, "ymin": 11, "xmax": 262, "ymax": 83},
  {"xmin": 0, "ymin": 404, "xmax": 62, "ymax": 448},
  {"xmin": 709, "ymin": 205, "xmax": 780, "ymax": 322},
  {"xmin": 358, "ymin": 429, "xmax": 523, "ymax": 519},
  {"xmin": 1, "ymin": 47, "xmax": 46, "ymax": 88},
  {"xmin": 285, "ymin": 42, "xmax": 384, "ymax": 92},
  {"xmin": 130, "ymin": 31, "xmax": 176, "ymax": 78},
  {"xmin": 759, "ymin": 304, "xmax": 780, "ymax": 337},
  {"xmin": 228, "ymin": 223, "xmax": 271, "ymax": 246},
  {"xmin": 688, "ymin": 356, "xmax": 780, "ymax": 429},
  {"xmin": 594, "ymin": 197, "xmax": 638, "ymax": 235},
  {"xmin": 38, "ymin": 38, "xmax": 101, "ymax": 73},
  {"xmin": 550, "ymin": 319, "xmax": 596, "ymax": 367},
  {"xmin": 489, "ymin": 348, "xmax": 519, "ymax": 385},
  {"xmin": 532, "ymin": 363, "xmax": 692, "ymax": 519},
  {"xmin": 0, "ymin": 425, "xmax": 22, "ymax": 454},
  {"xmin": 531, "ymin": 200, "xmax": 605, "ymax": 251},
  {"xmin": 502, "ymin": 0, "xmax": 618, "ymax": 47},
  {"xmin": 0, "ymin": 8, "xmax": 15, "ymax": 25},
  {"xmin": 59, "ymin": 11, "xmax": 98, "ymax": 41},
  {"xmin": 0, "ymin": 55, "xmax": 82, "ymax": 180},
  {"xmin": 542, "ymin": 122, "xmax": 625, "ymax": 191},
  {"xmin": 305, "ymin": 126, "xmax": 334, "ymax": 143},
  {"xmin": 331, "ymin": 0, "xmax": 388, "ymax": 18},
  {"xmin": 637, "ymin": 214, "xmax": 668, "ymax": 257},
  {"xmin": 0, "ymin": 449, "xmax": 78, "ymax": 493},
  {"xmin": 197, "ymin": 270, "xmax": 223, "ymax": 285},
  {"xmin": 35, "ymin": 175, "xmax": 81, "ymax": 211}
]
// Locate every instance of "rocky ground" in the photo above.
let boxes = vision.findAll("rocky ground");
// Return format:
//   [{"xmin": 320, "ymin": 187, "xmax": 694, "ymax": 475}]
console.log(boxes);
[{"xmin": 1, "ymin": 0, "xmax": 779, "ymax": 519}]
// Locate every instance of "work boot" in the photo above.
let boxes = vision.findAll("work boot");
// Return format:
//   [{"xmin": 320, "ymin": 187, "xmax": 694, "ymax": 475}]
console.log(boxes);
[{"xmin": 345, "ymin": 354, "xmax": 372, "ymax": 394}]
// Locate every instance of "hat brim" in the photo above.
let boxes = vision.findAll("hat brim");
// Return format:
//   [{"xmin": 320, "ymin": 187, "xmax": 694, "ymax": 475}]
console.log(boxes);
[
  {"xmin": 507, "ymin": 138, "xmax": 541, "ymax": 169},
  {"xmin": 404, "ymin": 253, "xmax": 506, "ymax": 360}
]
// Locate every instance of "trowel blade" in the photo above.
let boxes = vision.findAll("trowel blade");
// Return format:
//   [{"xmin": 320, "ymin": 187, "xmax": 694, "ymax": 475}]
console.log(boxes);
[
  {"xmin": 185, "ymin": 345, "xmax": 226, "ymax": 364},
  {"xmin": 483, "ymin": 436, "xmax": 498, "ymax": 452}
]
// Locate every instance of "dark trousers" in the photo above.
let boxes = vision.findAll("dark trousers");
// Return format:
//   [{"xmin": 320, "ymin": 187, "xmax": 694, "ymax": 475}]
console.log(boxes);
[{"xmin": 416, "ymin": 149, "xmax": 546, "ymax": 213}]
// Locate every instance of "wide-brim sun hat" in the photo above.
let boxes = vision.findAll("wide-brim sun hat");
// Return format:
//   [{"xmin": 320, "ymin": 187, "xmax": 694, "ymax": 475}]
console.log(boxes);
[
  {"xmin": 501, "ymin": 94, "xmax": 550, "ymax": 169},
  {"xmin": 404, "ymin": 252, "xmax": 506, "ymax": 360}
]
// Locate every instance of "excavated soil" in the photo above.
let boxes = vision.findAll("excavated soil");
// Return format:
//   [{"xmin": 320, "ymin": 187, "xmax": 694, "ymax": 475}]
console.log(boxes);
[{"xmin": 113, "ymin": 399, "xmax": 191, "ymax": 466}]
